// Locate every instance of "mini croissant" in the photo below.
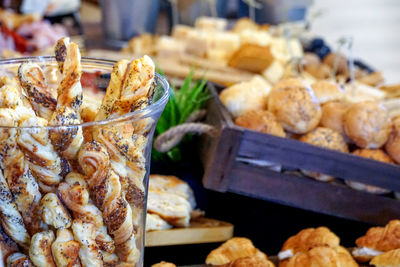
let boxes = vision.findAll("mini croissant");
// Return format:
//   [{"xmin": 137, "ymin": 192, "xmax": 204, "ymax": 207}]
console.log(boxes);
[{"xmin": 370, "ymin": 248, "xmax": 400, "ymax": 267}]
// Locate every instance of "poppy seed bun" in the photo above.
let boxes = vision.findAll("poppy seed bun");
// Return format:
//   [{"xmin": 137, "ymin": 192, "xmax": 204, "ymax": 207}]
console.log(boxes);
[
  {"xmin": 385, "ymin": 117, "xmax": 400, "ymax": 164},
  {"xmin": 235, "ymin": 110, "xmax": 285, "ymax": 137},
  {"xmin": 345, "ymin": 149, "xmax": 393, "ymax": 194},
  {"xmin": 300, "ymin": 127, "xmax": 348, "ymax": 182},
  {"xmin": 268, "ymin": 78, "xmax": 321, "ymax": 134},
  {"xmin": 320, "ymin": 101, "xmax": 350, "ymax": 136},
  {"xmin": 343, "ymin": 101, "xmax": 391, "ymax": 148},
  {"xmin": 311, "ymin": 81, "xmax": 344, "ymax": 104}
]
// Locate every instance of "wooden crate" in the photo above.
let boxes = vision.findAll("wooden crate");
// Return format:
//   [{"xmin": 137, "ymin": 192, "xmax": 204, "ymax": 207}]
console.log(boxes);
[{"xmin": 200, "ymin": 83, "xmax": 400, "ymax": 225}]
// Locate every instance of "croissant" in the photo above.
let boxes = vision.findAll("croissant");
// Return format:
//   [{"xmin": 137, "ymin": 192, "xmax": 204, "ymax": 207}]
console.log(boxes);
[
  {"xmin": 370, "ymin": 248, "xmax": 400, "ymax": 267},
  {"xmin": 6, "ymin": 253, "xmax": 34, "ymax": 267},
  {"xmin": 279, "ymin": 246, "xmax": 358, "ymax": 267},
  {"xmin": 51, "ymin": 229, "xmax": 81, "ymax": 267},
  {"xmin": 78, "ymin": 141, "xmax": 140, "ymax": 265},
  {"xmin": 71, "ymin": 220, "xmax": 103, "ymax": 267},
  {"xmin": 18, "ymin": 62, "xmax": 57, "ymax": 121},
  {"xmin": 29, "ymin": 230, "xmax": 56, "ymax": 267},
  {"xmin": 58, "ymin": 172, "xmax": 117, "ymax": 264},
  {"xmin": 278, "ymin": 227, "xmax": 340, "ymax": 261},
  {"xmin": 49, "ymin": 37, "xmax": 83, "ymax": 161}
]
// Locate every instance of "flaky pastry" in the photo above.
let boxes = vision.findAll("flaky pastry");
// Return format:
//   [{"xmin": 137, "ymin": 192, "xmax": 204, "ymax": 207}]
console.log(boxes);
[{"xmin": 235, "ymin": 110, "xmax": 285, "ymax": 137}]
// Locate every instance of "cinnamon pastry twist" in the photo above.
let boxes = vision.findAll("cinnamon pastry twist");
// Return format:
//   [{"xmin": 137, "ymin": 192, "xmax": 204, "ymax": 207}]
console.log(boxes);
[
  {"xmin": 78, "ymin": 141, "xmax": 140, "ymax": 265},
  {"xmin": 49, "ymin": 37, "xmax": 83, "ymax": 161},
  {"xmin": 18, "ymin": 62, "xmax": 57, "ymax": 121},
  {"xmin": 59, "ymin": 172, "xmax": 117, "ymax": 265}
]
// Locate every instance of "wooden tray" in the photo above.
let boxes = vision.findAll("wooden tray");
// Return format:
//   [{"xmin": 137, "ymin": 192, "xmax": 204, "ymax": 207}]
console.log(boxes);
[
  {"xmin": 199, "ymin": 83, "xmax": 400, "ymax": 225},
  {"xmin": 145, "ymin": 217, "xmax": 234, "ymax": 247}
]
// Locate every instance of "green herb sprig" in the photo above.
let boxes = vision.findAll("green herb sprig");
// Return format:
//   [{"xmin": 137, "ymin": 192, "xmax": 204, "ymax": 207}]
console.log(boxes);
[{"xmin": 152, "ymin": 70, "xmax": 210, "ymax": 162}]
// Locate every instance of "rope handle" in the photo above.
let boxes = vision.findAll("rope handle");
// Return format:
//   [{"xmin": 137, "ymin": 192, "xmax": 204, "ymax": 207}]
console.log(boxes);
[{"xmin": 153, "ymin": 109, "xmax": 218, "ymax": 153}]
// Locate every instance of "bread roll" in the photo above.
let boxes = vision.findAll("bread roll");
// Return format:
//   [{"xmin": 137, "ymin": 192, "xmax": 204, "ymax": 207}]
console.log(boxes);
[
  {"xmin": 235, "ymin": 110, "xmax": 285, "ymax": 137},
  {"xmin": 300, "ymin": 127, "xmax": 348, "ymax": 182},
  {"xmin": 220, "ymin": 76, "xmax": 271, "ymax": 118},
  {"xmin": 346, "ymin": 149, "xmax": 393, "ymax": 194},
  {"xmin": 311, "ymin": 81, "xmax": 344, "ymax": 104},
  {"xmin": 304, "ymin": 63, "xmax": 331, "ymax": 80},
  {"xmin": 320, "ymin": 101, "xmax": 350, "ymax": 136},
  {"xmin": 228, "ymin": 43, "xmax": 274, "ymax": 73},
  {"xmin": 268, "ymin": 78, "xmax": 321, "ymax": 134},
  {"xmin": 385, "ymin": 116, "xmax": 400, "ymax": 163},
  {"xmin": 343, "ymin": 101, "xmax": 391, "ymax": 148}
]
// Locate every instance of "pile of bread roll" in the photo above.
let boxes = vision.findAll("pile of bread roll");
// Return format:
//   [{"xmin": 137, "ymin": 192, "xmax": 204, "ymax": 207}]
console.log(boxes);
[
  {"xmin": 152, "ymin": 219, "xmax": 400, "ymax": 267},
  {"xmin": 220, "ymin": 75, "xmax": 400, "ymax": 196}
]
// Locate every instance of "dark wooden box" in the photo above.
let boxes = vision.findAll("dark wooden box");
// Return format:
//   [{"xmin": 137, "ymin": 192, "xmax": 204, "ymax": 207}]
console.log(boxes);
[{"xmin": 200, "ymin": 83, "xmax": 400, "ymax": 225}]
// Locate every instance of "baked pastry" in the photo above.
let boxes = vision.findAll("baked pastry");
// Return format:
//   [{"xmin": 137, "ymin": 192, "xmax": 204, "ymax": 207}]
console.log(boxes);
[
  {"xmin": 345, "ymin": 149, "xmax": 393, "ymax": 194},
  {"xmin": 51, "ymin": 229, "xmax": 81, "ymax": 267},
  {"xmin": 353, "ymin": 220, "xmax": 400, "ymax": 262},
  {"xmin": 311, "ymin": 80, "xmax": 344, "ymax": 104},
  {"xmin": 6, "ymin": 252, "xmax": 34, "ymax": 266},
  {"xmin": 228, "ymin": 43, "xmax": 274, "ymax": 73},
  {"xmin": 386, "ymin": 116, "xmax": 400, "ymax": 163},
  {"xmin": 235, "ymin": 110, "xmax": 286, "ymax": 137},
  {"xmin": 370, "ymin": 248, "xmax": 400, "ymax": 267},
  {"xmin": 146, "ymin": 213, "xmax": 172, "ymax": 232},
  {"xmin": 304, "ymin": 63, "xmax": 331, "ymax": 80},
  {"xmin": 320, "ymin": 101, "xmax": 350, "ymax": 136},
  {"xmin": 220, "ymin": 76, "xmax": 271, "ymax": 118},
  {"xmin": 151, "ymin": 261, "xmax": 177, "ymax": 267},
  {"xmin": 195, "ymin": 16, "xmax": 227, "ymax": 32},
  {"xmin": 278, "ymin": 227, "xmax": 340, "ymax": 261},
  {"xmin": 206, "ymin": 237, "xmax": 267, "ymax": 265},
  {"xmin": 300, "ymin": 127, "xmax": 348, "ymax": 182},
  {"xmin": 80, "ymin": 89, "xmax": 104, "ymax": 122},
  {"xmin": 279, "ymin": 246, "xmax": 358, "ymax": 267},
  {"xmin": 323, "ymin": 53, "xmax": 349, "ymax": 77},
  {"xmin": 268, "ymin": 78, "xmax": 321, "ymax": 134},
  {"xmin": 224, "ymin": 256, "xmax": 275, "ymax": 267},
  {"xmin": 0, "ymin": 226, "xmax": 18, "ymax": 263},
  {"xmin": 231, "ymin": 18, "xmax": 259, "ymax": 33},
  {"xmin": 29, "ymin": 230, "xmax": 56, "ymax": 267},
  {"xmin": 149, "ymin": 174, "xmax": 196, "ymax": 208},
  {"xmin": 343, "ymin": 101, "xmax": 391, "ymax": 148}
]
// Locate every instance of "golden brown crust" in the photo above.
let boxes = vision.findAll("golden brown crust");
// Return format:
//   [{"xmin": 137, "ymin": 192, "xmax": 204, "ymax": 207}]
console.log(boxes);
[
  {"xmin": 279, "ymin": 246, "xmax": 358, "ymax": 267},
  {"xmin": 151, "ymin": 261, "xmax": 177, "ymax": 267},
  {"xmin": 228, "ymin": 43, "xmax": 274, "ymax": 73},
  {"xmin": 320, "ymin": 101, "xmax": 350, "ymax": 136},
  {"xmin": 206, "ymin": 237, "xmax": 265, "ymax": 266},
  {"xmin": 385, "ymin": 116, "xmax": 400, "ymax": 164},
  {"xmin": 356, "ymin": 220, "xmax": 400, "ymax": 252},
  {"xmin": 300, "ymin": 127, "xmax": 349, "ymax": 153},
  {"xmin": 311, "ymin": 81, "xmax": 344, "ymax": 104},
  {"xmin": 323, "ymin": 53, "xmax": 349, "ymax": 77},
  {"xmin": 344, "ymin": 101, "xmax": 391, "ymax": 148},
  {"xmin": 0, "ymin": 225, "xmax": 18, "ymax": 262},
  {"xmin": 268, "ymin": 78, "xmax": 321, "ymax": 134},
  {"xmin": 281, "ymin": 227, "xmax": 340, "ymax": 255},
  {"xmin": 235, "ymin": 110, "xmax": 285, "ymax": 137},
  {"xmin": 370, "ymin": 248, "xmax": 400, "ymax": 266},
  {"xmin": 224, "ymin": 255, "xmax": 275, "ymax": 267}
]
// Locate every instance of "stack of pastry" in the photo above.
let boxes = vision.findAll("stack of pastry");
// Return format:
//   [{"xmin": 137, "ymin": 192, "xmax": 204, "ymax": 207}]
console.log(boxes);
[
  {"xmin": 220, "ymin": 76, "xmax": 400, "ymax": 195},
  {"xmin": 146, "ymin": 174, "xmax": 197, "ymax": 231},
  {"xmin": 352, "ymin": 220, "xmax": 400, "ymax": 266},
  {"xmin": 277, "ymin": 227, "xmax": 358, "ymax": 267},
  {"xmin": 0, "ymin": 37, "xmax": 157, "ymax": 266},
  {"xmin": 206, "ymin": 237, "xmax": 275, "ymax": 267}
]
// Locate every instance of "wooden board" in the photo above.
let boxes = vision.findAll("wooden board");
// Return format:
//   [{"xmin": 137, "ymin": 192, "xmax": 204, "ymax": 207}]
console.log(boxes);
[
  {"xmin": 145, "ymin": 218, "xmax": 234, "ymax": 247},
  {"xmin": 200, "ymin": 83, "xmax": 400, "ymax": 225}
]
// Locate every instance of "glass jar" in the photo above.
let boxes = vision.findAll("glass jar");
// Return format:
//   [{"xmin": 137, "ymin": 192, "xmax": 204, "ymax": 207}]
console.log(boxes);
[{"xmin": 0, "ymin": 57, "xmax": 169, "ymax": 266}]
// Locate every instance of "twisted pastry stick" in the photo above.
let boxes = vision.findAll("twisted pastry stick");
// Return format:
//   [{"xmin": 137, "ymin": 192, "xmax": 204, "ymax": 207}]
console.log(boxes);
[
  {"xmin": 18, "ymin": 116, "xmax": 64, "ymax": 193},
  {"xmin": 0, "ymin": 225, "xmax": 19, "ymax": 263},
  {"xmin": 51, "ymin": 229, "xmax": 81, "ymax": 267},
  {"xmin": 71, "ymin": 220, "xmax": 103, "ymax": 267},
  {"xmin": 29, "ymin": 230, "xmax": 56, "ymax": 267},
  {"xmin": 59, "ymin": 172, "xmax": 117, "ymax": 265},
  {"xmin": 6, "ymin": 253, "xmax": 34, "ymax": 267},
  {"xmin": 49, "ymin": 37, "xmax": 83, "ymax": 161},
  {"xmin": 18, "ymin": 62, "xmax": 57, "ymax": 121},
  {"xmin": 40, "ymin": 193, "xmax": 71, "ymax": 229},
  {"xmin": 78, "ymin": 141, "xmax": 140, "ymax": 265},
  {"xmin": 0, "ymin": 108, "xmax": 31, "ymax": 248}
]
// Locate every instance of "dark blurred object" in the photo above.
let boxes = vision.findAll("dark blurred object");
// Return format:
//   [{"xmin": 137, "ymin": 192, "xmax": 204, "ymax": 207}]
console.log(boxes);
[
  {"xmin": 0, "ymin": 0, "xmax": 22, "ymax": 10},
  {"xmin": 100, "ymin": 0, "xmax": 160, "ymax": 48},
  {"xmin": 238, "ymin": 0, "xmax": 312, "ymax": 24}
]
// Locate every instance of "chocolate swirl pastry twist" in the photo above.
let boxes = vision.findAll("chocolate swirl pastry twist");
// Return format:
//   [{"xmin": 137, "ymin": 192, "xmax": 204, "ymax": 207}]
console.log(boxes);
[
  {"xmin": 59, "ymin": 172, "xmax": 118, "ymax": 266},
  {"xmin": 49, "ymin": 37, "xmax": 83, "ymax": 161}
]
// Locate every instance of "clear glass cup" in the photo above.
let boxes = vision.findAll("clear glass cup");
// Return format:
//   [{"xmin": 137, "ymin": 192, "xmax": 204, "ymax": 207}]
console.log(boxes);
[{"xmin": 0, "ymin": 57, "xmax": 169, "ymax": 266}]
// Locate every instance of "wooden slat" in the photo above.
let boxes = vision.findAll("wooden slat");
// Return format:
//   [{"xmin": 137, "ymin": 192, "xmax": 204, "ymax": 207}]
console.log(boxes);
[
  {"xmin": 238, "ymin": 129, "xmax": 400, "ymax": 191},
  {"xmin": 228, "ymin": 162, "xmax": 400, "ymax": 225}
]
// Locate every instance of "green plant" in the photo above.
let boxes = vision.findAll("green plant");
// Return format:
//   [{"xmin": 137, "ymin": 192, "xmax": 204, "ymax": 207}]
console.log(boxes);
[{"xmin": 152, "ymin": 70, "xmax": 210, "ymax": 162}]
